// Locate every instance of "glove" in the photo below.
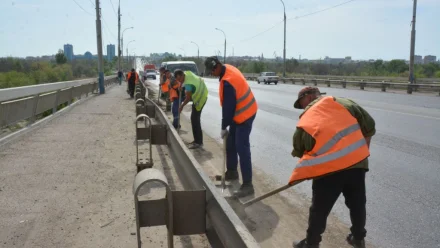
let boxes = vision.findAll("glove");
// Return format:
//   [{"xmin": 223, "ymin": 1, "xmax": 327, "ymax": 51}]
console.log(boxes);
[{"xmin": 220, "ymin": 129, "xmax": 229, "ymax": 139}]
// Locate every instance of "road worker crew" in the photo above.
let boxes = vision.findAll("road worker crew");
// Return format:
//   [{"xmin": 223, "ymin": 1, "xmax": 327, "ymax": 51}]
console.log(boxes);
[
  {"xmin": 204, "ymin": 56, "xmax": 257, "ymax": 198},
  {"xmin": 291, "ymin": 86, "xmax": 376, "ymax": 248},
  {"xmin": 126, "ymin": 68, "xmax": 139, "ymax": 98},
  {"xmin": 175, "ymin": 69, "xmax": 208, "ymax": 149}
]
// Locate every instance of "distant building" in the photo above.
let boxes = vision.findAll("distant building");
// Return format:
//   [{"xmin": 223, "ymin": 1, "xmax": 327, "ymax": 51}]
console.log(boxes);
[
  {"xmin": 414, "ymin": 55, "xmax": 423, "ymax": 64},
  {"xmin": 324, "ymin": 56, "xmax": 349, "ymax": 64},
  {"xmin": 63, "ymin": 44, "xmax": 74, "ymax": 61},
  {"xmin": 107, "ymin": 44, "xmax": 115, "ymax": 61},
  {"xmin": 424, "ymin": 55, "xmax": 437, "ymax": 64},
  {"xmin": 84, "ymin": 51, "xmax": 93, "ymax": 60}
]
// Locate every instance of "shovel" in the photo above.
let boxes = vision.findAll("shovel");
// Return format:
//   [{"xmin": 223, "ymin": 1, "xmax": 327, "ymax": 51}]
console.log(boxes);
[{"xmin": 214, "ymin": 133, "xmax": 230, "ymax": 192}]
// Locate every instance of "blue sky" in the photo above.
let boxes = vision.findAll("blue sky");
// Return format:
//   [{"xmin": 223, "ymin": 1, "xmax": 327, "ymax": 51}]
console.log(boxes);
[{"xmin": 0, "ymin": 0, "xmax": 439, "ymax": 60}]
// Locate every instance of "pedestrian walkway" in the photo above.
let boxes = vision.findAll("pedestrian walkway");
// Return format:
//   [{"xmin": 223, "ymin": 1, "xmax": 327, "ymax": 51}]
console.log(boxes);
[{"xmin": 0, "ymin": 84, "xmax": 208, "ymax": 248}]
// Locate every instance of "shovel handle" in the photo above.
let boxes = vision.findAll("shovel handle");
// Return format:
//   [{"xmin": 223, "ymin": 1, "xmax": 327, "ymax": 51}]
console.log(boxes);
[{"xmin": 242, "ymin": 180, "xmax": 304, "ymax": 208}]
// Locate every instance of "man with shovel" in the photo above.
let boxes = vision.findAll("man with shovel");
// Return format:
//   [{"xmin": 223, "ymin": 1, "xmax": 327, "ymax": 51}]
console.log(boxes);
[
  {"xmin": 291, "ymin": 86, "xmax": 376, "ymax": 248},
  {"xmin": 204, "ymin": 56, "xmax": 258, "ymax": 198}
]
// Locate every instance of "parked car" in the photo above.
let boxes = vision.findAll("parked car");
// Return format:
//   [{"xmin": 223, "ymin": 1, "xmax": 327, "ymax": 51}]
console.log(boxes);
[{"xmin": 257, "ymin": 72, "xmax": 279, "ymax": 85}]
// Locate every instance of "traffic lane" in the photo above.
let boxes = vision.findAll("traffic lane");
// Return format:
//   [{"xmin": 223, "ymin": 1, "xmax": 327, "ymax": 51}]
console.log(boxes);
[{"xmin": 199, "ymin": 78, "xmax": 440, "ymax": 248}]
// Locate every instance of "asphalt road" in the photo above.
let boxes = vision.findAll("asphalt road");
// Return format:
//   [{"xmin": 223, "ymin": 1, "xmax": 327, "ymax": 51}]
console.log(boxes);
[{"xmin": 144, "ymin": 62, "xmax": 440, "ymax": 247}]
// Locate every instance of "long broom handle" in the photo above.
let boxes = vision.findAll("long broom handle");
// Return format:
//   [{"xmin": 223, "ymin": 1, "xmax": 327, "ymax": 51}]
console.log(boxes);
[{"xmin": 242, "ymin": 180, "xmax": 304, "ymax": 207}]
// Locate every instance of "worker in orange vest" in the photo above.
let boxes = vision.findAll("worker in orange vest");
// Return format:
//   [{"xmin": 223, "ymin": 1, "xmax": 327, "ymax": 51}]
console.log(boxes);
[
  {"xmin": 169, "ymin": 76, "xmax": 183, "ymax": 129},
  {"xmin": 126, "ymin": 68, "xmax": 139, "ymax": 98},
  {"xmin": 204, "ymin": 56, "xmax": 258, "ymax": 198},
  {"xmin": 290, "ymin": 86, "xmax": 376, "ymax": 248}
]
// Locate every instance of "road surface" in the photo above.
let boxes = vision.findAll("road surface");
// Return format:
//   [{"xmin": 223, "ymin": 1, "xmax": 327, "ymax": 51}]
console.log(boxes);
[{"xmin": 147, "ymin": 67, "xmax": 440, "ymax": 248}]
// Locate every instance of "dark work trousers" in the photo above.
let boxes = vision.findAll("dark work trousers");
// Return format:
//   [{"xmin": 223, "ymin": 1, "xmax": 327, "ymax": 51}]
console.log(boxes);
[
  {"xmin": 306, "ymin": 168, "xmax": 367, "ymax": 245},
  {"xmin": 172, "ymin": 97, "xmax": 184, "ymax": 128},
  {"xmin": 128, "ymin": 81, "xmax": 135, "ymax": 98},
  {"xmin": 191, "ymin": 102, "xmax": 205, "ymax": 145},
  {"xmin": 226, "ymin": 114, "xmax": 256, "ymax": 184}
]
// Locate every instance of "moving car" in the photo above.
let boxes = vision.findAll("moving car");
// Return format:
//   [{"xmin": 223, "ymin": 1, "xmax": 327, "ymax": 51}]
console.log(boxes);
[
  {"xmin": 145, "ymin": 69, "xmax": 157, "ymax": 80},
  {"xmin": 257, "ymin": 72, "xmax": 279, "ymax": 85}
]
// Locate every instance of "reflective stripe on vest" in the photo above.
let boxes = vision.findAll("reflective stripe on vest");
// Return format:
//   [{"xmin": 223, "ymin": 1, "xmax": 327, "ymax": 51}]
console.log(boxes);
[
  {"xmin": 219, "ymin": 64, "xmax": 258, "ymax": 124},
  {"xmin": 183, "ymin": 71, "xmax": 208, "ymax": 111},
  {"xmin": 288, "ymin": 96, "xmax": 370, "ymax": 184}
]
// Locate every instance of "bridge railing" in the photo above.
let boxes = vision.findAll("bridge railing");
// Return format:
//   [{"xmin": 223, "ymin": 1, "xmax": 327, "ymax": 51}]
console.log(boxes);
[
  {"xmin": 240, "ymin": 73, "xmax": 440, "ymax": 95},
  {"xmin": 0, "ymin": 76, "xmax": 118, "ymax": 129}
]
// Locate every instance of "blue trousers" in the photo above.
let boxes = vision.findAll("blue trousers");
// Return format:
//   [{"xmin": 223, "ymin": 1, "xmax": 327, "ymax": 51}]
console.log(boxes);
[
  {"xmin": 172, "ymin": 98, "xmax": 180, "ymax": 128},
  {"xmin": 226, "ymin": 114, "xmax": 256, "ymax": 184}
]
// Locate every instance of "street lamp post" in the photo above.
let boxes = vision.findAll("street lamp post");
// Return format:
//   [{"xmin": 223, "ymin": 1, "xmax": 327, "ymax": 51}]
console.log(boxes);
[
  {"xmin": 127, "ymin": 40, "xmax": 135, "ymax": 65},
  {"xmin": 117, "ymin": 0, "xmax": 121, "ymax": 73},
  {"xmin": 408, "ymin": 0, "xmax": 417, "ymax": 93},
  {"xmin": 215, "ymin": 28, "xmax": 226, "ymax": 63},
  {"xmin": 121, "ymin": 27, "xmax": 133, "ymax": 68},
  {"xmin": 280, "ymin": 0, "xmax": 286, "ymax": 78},
  {"xmin": 191, "ymin": 41, "xmax": 199, "ymax": 59}
]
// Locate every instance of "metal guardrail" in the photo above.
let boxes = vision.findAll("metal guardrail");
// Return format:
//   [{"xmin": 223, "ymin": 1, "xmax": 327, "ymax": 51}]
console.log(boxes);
[
  {"xmin": 0, "ymin": 76, "xmax": 118, "ymax": 128},
  {"xmin": 135, "ymin": 81, "xmax": 260, "ymax": 248},
  {"xmin": 240, "ymin": 73, "xmax": 440, "ymax": 95}
]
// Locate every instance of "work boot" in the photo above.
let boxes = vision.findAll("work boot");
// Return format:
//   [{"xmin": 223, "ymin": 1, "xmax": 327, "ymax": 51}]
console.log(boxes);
[
  {"xmin": 293, "ymin": 239, "xmax": 319, "ymax": 248},
  {"xmin": 224, "ymin": 170, "xmax": 239, "ymax": 181},
  {"xmin": 188, "ymin": 143, "xmax": 203, "ymax": 149},
  {"xmin": 346, "ymin": 234, "xmax": 365, "ymax": 248},
  {"xmin": 233, "ymin": 182, "xmax": 255, "ymax": 198}
]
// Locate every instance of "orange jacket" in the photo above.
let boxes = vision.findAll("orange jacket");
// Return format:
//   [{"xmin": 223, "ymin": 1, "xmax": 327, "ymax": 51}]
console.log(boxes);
[
  {"xmin": 126, "ymin": 71, "xmax": 139, "ymax": 84},
  {"xmin": 169, "ymin": 79, "xmax": 181, "ymax": 101},
  {"xmin": 219, "ymin": 64, "xmax": 257, "ymax": 124},
  {"xmin": 288, "ymin": 96, "xmax": 370, "ymax": 184},
  {"xmin": 161, "ymin": 78, "xmax": 170, "ymax": 93}
]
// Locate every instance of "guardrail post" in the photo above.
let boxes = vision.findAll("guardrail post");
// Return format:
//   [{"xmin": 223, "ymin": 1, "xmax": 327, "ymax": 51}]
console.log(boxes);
[
  {"xmin": 136, "ymin": 114, "xmax": 153, "ymax": 172},
  {"xmin": 360, "ymin": 81, "xmax": 365, "ymax": 90},
  {"xmin": 327, "ymin": 79, "xmax": 331, "ymax": 87},
  {"xmin": 407, "ymin": 84, "xmax": 413, "ymax": 94},
  {"xmin": 133, "ymin": 169, "xmax": 173, "ymax": 248},
  {"xmin": 53, "ymin": 90, "xmax": 61, "ymax": 114},
  {"xmin": 381, "ymin": 81, "xmax": 387, "ymax": 92},
  {"xmin": 342, "ymin": 80, "xmax": 347, "ymax": 88},
  {"xmin": 29, "ymin": 94, "xmax": 40, "ymax": 125},
  {"xmin": 68, "ymin": 87, "xmax": 74, "ymax": 105}
]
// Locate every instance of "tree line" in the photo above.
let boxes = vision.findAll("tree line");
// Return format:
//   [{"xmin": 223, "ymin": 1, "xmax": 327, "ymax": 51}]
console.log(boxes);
[
  {"xmin": 0, "ymin": 50, "xmax": 122, "ymax": 89},
  {"xmin": 152, "ymin": 54, "xmax": 439, "ymax": 80}
]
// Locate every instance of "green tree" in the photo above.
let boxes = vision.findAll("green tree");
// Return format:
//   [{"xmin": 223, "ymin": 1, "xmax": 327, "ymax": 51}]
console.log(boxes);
[{"xmin": 55, "ymin": 49, "xmax": 67, "ymax": 65}]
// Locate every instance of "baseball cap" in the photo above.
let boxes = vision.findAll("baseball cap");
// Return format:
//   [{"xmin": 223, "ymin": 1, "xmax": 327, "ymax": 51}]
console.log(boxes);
[
  {"xmin": 204, "ymin": 56, "xmax": 221, "ymax": 71},
  {"xmin": 293, "ymin": 86, "xmax": 325, "ymax": 109}
]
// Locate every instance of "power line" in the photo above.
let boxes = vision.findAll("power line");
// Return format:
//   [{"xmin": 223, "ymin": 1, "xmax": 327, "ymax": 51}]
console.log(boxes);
[
  {"xmin": 72, "ymin": 0, "xmax": 94, "ymax": 16},
  {"xmin": 109, "ymin": 0, "xmax": 118, "ymax": 17},
  {"xmin": 288, "ymin": 0, "xmax": 356, "ymax": 21},
  {"xmin": 238, "ymin": 20, "xmax": 284, "ymax": 43}
]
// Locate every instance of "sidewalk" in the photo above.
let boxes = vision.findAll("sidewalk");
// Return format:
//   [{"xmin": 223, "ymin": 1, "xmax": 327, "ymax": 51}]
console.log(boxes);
[
  {"xmin": 146, "ymin": 83, "xmax": 373, "ymax": 248},
  {"xmin": 0, "ymin": 84, "xmax": 208, "ymax": 248}
]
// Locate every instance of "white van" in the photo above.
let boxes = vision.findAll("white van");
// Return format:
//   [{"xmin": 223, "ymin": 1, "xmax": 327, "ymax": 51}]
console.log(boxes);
[{"xmin": 161, "ymin": 61, "xmax": 200, "ymax": 76}]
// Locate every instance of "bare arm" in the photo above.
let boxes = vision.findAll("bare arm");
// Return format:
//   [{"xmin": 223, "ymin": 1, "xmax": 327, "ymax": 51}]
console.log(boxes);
[{"xmin": 179, "ymin": 91, "xmax": 192, "ymax": 113}]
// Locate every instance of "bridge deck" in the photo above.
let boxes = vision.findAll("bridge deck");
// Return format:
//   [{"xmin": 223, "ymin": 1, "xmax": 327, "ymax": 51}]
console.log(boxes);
[{"xmin": 0, "ymin": 84, "xmax": 208, "ymax": 247}]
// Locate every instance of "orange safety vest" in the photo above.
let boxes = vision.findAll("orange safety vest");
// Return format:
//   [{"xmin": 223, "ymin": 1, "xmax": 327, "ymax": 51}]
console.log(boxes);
[
  {"xmin": 289, "ymin": 96, "xmax": 370, "ymax": 184},
  {"xmin": 219, "ymin": 64, "xmax": 258, "ymax": 124},
  {"xmin": 161, "ymin": 78, "xmax": 170, "ymax": 93},
  {"xmin": 126, "ymin": 72, "xmax": 139, "ymax": 84},
  {"xmin": 169, "ymin": 80, "xmax": 181, "ymax": 101}
]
